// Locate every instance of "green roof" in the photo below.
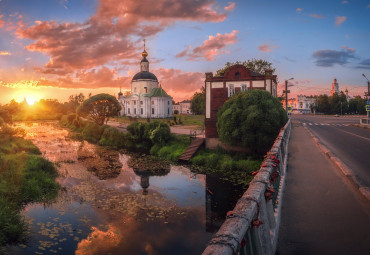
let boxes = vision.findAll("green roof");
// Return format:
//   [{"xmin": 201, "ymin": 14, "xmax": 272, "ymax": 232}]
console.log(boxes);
[{"xmin": 147, "ymin": 87, "xmax": 171, "ymax": 98}]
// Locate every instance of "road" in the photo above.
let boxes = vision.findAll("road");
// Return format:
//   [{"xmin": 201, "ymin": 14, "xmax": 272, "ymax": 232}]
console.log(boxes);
[{"xmin": 291, "ymin": 114, "xmax": 370, "ymax": 188}]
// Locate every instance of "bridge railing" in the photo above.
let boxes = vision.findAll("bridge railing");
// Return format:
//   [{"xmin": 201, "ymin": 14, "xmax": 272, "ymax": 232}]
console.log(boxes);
[{"xmin": 202, "ymin": 119, "xmax": 292, "ymax": 255}]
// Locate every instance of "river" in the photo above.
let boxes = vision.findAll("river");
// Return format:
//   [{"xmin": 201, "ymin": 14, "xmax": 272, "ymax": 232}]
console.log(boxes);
[{"xmin": 6, "ymin": 122, "xmax": 244, "ymax": 255}]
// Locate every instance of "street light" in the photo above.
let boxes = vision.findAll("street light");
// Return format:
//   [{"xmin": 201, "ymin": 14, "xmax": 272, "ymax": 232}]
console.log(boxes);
[
  {"xmin": 285, "ymin": 78, "xmax": 294, "ymax": 113},
  {"xmin": 362, "ymin": 74, "xmax": 370, "ymax": 119}
]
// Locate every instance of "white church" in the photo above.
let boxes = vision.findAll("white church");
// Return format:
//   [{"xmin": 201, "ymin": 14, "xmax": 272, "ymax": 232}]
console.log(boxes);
[{"xmin": 118, "ymin": 43, "xmax": 172, "ymax": 118}]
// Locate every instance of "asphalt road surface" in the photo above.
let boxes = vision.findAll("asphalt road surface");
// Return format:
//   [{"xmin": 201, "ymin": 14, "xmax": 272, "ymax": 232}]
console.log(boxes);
[{"xmin": 291, "ymin": 114, "xmax": 370, "ymax": 188}]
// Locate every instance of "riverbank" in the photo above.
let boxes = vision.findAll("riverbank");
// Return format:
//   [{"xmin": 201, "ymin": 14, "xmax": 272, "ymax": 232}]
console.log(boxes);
[
  {"xmin": 0, "ymin": 124, "xmax": 60, "ymax": 250},
  {"xmin": 61, "ymin": 115, "xmax": 262, "ymax": 188}
]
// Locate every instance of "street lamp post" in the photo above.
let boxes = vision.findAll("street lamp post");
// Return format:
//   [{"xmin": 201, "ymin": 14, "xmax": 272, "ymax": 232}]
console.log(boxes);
[
  {"xmin": 285, "ymin": 78, "xmax": 294, "ymax": 113},
  {"xmin": 362, "ymin": 74, "xmax": 370, "ymax": 119}
]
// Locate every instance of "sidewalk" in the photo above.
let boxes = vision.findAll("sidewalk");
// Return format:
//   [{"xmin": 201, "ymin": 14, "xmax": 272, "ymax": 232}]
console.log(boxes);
[{"xmin": 277, "ymin": 121, "xmax": 370, "ymax": 255}]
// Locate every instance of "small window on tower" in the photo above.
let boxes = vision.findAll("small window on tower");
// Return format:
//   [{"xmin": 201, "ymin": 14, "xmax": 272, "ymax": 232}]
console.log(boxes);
[
  {"xmin": 140, "ymin": 101, "xmax": 143, "ymax": 105},
  {"xmin": 235, "ymin": 72, "xmax": 240, "ymax": 79},
  {"xmin": 134, "ymin": 101, "xmax": 136, "ymax": 105},
  {"xmin": 141, "ymin": 108, "xmax": 143, "ymax": 114},
  {"xmin": 152, "ymin": 100, "xmax": 154, "ymax": 105},
  {"xmin": 152, "ymin": 108, "xmax": 154, "ymax": 114},
  {"xmin": 144, "ymin": 87, "xmax": 147, "ymax": 93}
]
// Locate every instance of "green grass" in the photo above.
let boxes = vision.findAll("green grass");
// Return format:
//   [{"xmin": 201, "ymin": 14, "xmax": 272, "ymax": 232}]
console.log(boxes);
[
  {"xmin": 0, "ymin": 126, "xmax": 59, "ymax": 248},
  {"xmin": 190, "ymin": 148, "xmax": 262, "ymax": 188},
  {"xmin": 150, "ymin": 134, "xmax": 190, "ymax": 161}
]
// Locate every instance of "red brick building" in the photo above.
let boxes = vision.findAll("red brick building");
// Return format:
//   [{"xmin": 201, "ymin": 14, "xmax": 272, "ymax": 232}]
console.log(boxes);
[{"xmin": 204, "ymin": 64, "xmax": 277, "ymax": 148}]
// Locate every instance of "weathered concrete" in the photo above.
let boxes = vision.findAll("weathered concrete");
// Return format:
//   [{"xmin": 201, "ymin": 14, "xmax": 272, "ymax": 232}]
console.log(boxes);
[
  {"xmin": 277, "ymin": 121, "xmax": 370, "ymax": 255},
  {"xmin": 203, "ymin": 120, "xmax": 291, "ymax": 255}
]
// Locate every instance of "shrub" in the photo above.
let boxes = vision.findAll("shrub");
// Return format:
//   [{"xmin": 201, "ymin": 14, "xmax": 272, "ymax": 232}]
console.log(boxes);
[
  {"xmin": 217, "ymin": 90, "xmax": 287, "ymax": 154},
  {"xmin": 82, "ymin": 122, "xmax": 107, "ymax": 143},
  {"xmin": 99, "ymin": 127, "xmax": 128, "ymax": 149}
]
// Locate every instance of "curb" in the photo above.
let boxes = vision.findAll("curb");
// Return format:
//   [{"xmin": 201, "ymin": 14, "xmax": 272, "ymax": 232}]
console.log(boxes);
[{"xmin": 303, "ymin": 125, "xmax": 370, "ymax": 202}]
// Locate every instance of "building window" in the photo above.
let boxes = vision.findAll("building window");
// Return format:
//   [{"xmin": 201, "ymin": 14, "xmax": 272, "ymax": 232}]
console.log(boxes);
[
  {"xmin": 141, "ymin": 108, "xmax": 143, "ymax": 114},
  {"xmin": 134, "ymin": 87, "xmax": 136, "ymax": 93},
  {"xmin": 128, "ymin": 108, "xmax": 130, "ymax": 114},
  {"xmin": 144, "ymin": 87, "xmax": 147, "ymax": 93},
  {"xmin": 134, "ymin": 101, "xmax": 136, "ymax": 105},
  {"xmin": 241, "ymin": 84, "xmax": 247, "ymax": 92},
  {"xmin": 127, "ymin": 101, "xmax": 130, "ymax": 105},
  {"xmin": 134, "ymin": 108, "xmax": 136, "ymax": 114},
  {"xmin": 168, "ymin": 108, "xmax": 170, "ymax": 115},
  {"xmin": 140, "ymin": 101, "xmax": 143, "ymax": 105},
  {"xmin": 235, "ymin": 72, "xmax": 240, "ymax": 79},
  {"xmin": 228, "ymin": 84, "xmax": 235, "ymax": 97},
  {"xmin": 168, "ymin": 101, "xmax": 170, "ymax": 105},
  {"xmin": 152, "ymin": 100, "xmax": 154, "ymax": 105},
  {"xmin": 299, "ymin": 102, "xmax": 303, "ymax": 108},
  {"xmin": 152, "ymin": 108, "xmax": 154, "ymax": 114}
]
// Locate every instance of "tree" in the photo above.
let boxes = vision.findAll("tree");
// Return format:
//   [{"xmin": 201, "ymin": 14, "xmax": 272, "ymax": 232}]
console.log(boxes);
[
  {"xmin": 217, "ymin": 90, "xmax": 287, "ymax": 154},
  {"xmin": 215, "ymin": 59, "xmax": 275, "ymax": 77},
  {"xmin": 190, "ymin": 86, "xmax": 205, "ymax": 115},
  {"xmin": 78, "ymin": 94, "xmax": 121, "ymax": 125}
]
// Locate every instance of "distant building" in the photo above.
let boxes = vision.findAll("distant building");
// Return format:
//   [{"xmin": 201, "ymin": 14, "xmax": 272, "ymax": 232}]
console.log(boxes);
[
  {"xmin": 204, "ymin": 64, "xmax": 277, "ymax": 148},
  {"xmin": 118, "ymin": 43, "xmax": 172, "ymax": 118},
  {"xmin": 286, "ymin": 95, "xmax": 316, "ymax": 114},
  {"xmin": 331, "ymin": 78, "xmax": 339, "ymax": 96},
  {"xmin": 172, "ymin": 104, "xmax": 180, "ymax": 114},
  {"xmin": 172, "ymin": 100, "xmax": 192, "ymax": 114}
]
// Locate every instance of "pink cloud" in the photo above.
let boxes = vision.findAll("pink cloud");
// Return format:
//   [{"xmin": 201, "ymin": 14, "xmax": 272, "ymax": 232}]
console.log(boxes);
[
  {"xmin": 296, "ymin": 8, "xmax": 303, "ymax": 13},
  {"xmin": 258, "ymin": 44, "xmax": 279, "ymax": 52},
  {"xmin": 0, "ymin": 51, "xmax": 11, "ymax": 56},
  {"xmin": 156, "ymin": 68, "xmax": 204, "ymax": 101},
  {"xmin": 335, "ymin": 16, "xmax": 347, "ymax": 26},
  {"xmin": 342, "ymin": 45, "xmax": 354, "ymax": 52},
  {"xmin": 16, "ymin": 0, "xmax": 231, "ymax": 77},
  {"xmin": 0, "ymin": 15, "xmax": 4, "ymax": 28},
  {"xmin": 342, "ymin": 1, "xmax": 348, "ymax": 4},
  {"xmin": 224, "ymin": 2, "xmax": 236, "ymax": 11},
  {"xmin": 310, "ymin": 14, "xmax": 325, "ymax": 19},
  {"xmin": 176, "ymin": 30, "xmax": 239, "ymax": 61}
]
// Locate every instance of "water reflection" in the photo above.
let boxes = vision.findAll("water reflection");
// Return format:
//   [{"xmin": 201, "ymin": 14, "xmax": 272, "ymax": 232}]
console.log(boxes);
[{"xmin": 6, "ymin": 122, "xmax": 245, "ymax": 255}]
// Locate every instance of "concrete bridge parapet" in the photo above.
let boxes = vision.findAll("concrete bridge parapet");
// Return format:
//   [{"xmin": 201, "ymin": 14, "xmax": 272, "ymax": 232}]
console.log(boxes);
[{"xmin": 202, "ymin": 119, "xmax": 291, "ymax": 255}]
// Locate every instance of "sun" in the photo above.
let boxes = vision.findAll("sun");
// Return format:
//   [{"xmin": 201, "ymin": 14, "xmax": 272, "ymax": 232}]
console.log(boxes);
[{"xmin": 25, "ymin": 96, "xmax": 36, "ymax": 105}]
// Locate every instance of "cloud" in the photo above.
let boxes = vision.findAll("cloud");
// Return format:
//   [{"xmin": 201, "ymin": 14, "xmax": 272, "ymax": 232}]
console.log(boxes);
[
  {"xmin": 0, "ymin": 15, "xmax": 4, "ymax": 28},
  {"xmin": 354, "ymin": 59, "xmax": 370, "ymax": 69},
  {"xmin": 224, "ymin": 2, "xmax": 236, "ymax": 11},
  {"xmin": 296, "ymin": 8, "xmax": 303, "ymax": 13},
  {"xmin": 312, "ymin": 47, "xmax": 356, "ymax": 67},
  {"xmin": 258, "ymin": 44, "xmax": 279, "ymax": 52},
  {"xmin": 176, "ymin": 30, "xmax": 239, "ymax": 61},
  {"xmin": 156, "ymin": 68, "xmax": 204, "ymax": 101},
  {"xmin": 335, "ymin": 16, "xmax": 346, "ymax": 26},
  {"xmin": 367, "ymin": 4, "xmax": 370, "ymax": 8},
  {"xmin": 342, "ymin": 1, "xmax": 348, "ymax": 4},
  {"xmin": 0, "ymin": 51, "xmax": 11, "ymax": 55},
  {"xmin": 16, "ymin": 0, "xmax": 231, "ymax": 75},
  {"xmin": 310, "ymin": 14, "xmax": 325, "ymax": 19},
  {"xmin": 341, "ymin": 45, "xmax": 354, "ymax": 52}
]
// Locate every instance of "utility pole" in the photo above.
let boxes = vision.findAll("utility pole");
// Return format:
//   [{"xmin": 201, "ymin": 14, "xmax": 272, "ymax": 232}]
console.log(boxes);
[
  {"xmin": 362, "ymin": 74, "xmax": 370, "ymax": 120},
  {"xmin": 284, "ymin": 78, "xmax": 294, "ymax": 113}
]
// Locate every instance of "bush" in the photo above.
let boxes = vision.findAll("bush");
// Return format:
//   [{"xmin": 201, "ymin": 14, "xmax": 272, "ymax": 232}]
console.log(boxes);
[
  {"xmin": 217, "ymin": 90, "xmax": 287, "ymax": 154},
  {"xmin": 82, "ymin": 122, "xmax": 108, "ymax": 143},
  {"xmin": 126, "ymin": 121, "xmax": 171, "ymax": 151},
  {"xmin": 99, "ymin": 127, "xmax": 128, "ymax": 149}
]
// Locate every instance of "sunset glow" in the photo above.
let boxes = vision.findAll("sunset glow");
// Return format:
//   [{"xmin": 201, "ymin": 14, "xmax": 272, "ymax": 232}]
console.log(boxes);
[
  {"xmin": 25, "ymin": 96, "xmax": 36, "ymax": 105},
  {"xmin": 0, "ymin": 0, "xmax": 369, "ymax": 104}
]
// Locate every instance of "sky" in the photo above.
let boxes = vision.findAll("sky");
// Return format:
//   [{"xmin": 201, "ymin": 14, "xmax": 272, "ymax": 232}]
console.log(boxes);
[{"xmin": 0, "ymin": 0, "xmax": 370, "ymax": 104}]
